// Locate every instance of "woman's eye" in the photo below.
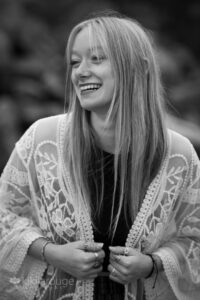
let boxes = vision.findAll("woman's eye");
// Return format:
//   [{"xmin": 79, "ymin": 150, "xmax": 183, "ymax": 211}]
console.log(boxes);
[
  {"xmin": 70, "ymin": 60, "xmax": 80, "ymax": 67},
  {"xmin": 91, "ymin": 55, "xmax": 105, "ymax": 63}
]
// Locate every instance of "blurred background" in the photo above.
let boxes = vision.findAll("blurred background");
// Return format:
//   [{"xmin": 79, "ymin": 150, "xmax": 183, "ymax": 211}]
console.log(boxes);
[{"xmin": 0, "ymin": 0, "xmax": 200, "ymax": 172}]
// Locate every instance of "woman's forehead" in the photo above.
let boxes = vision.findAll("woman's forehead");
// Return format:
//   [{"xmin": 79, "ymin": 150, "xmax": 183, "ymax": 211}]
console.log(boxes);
[{"xmin": 71, "ymin": 25, "xmax": 106, "ymax": 54}]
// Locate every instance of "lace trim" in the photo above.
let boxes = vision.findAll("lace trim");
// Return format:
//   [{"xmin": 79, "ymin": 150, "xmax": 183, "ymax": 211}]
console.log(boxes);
[
  {"xmin": 155, "ymin": 248, "xmax": 186, "ymax": 300},
  {"xmin": 126, "ymin": 152, "xmax": 168, "ymax": 249},
  {"xmin": 59, "ymin": 115, "xmax": 94, "ymax": 300},
  {"xmin": 23, "ymin": 260, "xmax": 47, "ymax": 300},
  {"xmin": 72, "ymin": 279, "xmax": 94, "ymax": 300},
  {"xmin": 126, "ymin": 144, "xmax": 192, "ymax": 254},
  {"xmin": 5, "ymin": 231, "xmax": 43, "ymax": 272},
  {"xmin": 59, "ymin": 115, "xmax": 93, "ymax": 241},
  {"xmin": 56, "ymin": 116, "xmax": 80, "ymax": 242},
  {"xmin": 58, "ymin": 115, "xmax": 76, "ymax": 208}
]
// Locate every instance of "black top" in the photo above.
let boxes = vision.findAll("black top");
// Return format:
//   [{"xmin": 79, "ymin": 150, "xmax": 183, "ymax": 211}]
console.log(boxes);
[
  {"xmin": 88, "ymin": 150, "xmax": 132, "ymax": 272},
  {"xmin": 88, "ymin": 150, "xmax": 146, "ymax": 300}
]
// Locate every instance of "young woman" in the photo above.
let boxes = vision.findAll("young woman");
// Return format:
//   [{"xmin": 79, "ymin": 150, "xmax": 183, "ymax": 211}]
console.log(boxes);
[{"xmin": 0, "ymin": 13, "xmax": 200, "ymax": 300}]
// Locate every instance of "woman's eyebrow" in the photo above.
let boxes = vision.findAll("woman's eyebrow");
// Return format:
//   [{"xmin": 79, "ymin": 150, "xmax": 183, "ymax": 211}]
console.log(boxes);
[
  {"xmin": 71, "ymin": 50, "xmax": 80, "ymax": 56},
  {"xmin": 71, "ymin": 45, "xmax": 104, "ymax": 56},
  {"xmin": 90, "ymin": 45, "xmax": 104, "ymax": 52}
]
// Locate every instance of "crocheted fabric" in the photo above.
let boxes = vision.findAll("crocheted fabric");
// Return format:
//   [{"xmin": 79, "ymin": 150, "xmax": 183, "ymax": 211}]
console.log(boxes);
[{"xmin": 0, "ymin": 114, "xmax": 200, "ymax": 300}]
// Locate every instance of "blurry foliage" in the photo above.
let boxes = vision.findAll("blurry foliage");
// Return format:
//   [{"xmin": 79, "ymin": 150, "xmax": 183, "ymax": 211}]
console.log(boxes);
[{"xmin": 0, "ymin": 0, "xmax": 200, "ymax": 172}]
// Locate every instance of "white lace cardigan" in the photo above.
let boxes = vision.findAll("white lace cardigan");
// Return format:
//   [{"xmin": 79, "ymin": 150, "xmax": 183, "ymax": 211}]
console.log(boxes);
[{"xmin": 0, "ymin": 114, "xmax": 200, "ymax": 300}]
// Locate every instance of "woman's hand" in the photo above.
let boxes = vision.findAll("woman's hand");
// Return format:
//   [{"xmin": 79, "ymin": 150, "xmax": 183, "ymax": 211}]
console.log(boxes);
[
  {"xmin": 45, "ymin": 241, "xmax": 105, "ymax": 280},
  {"xmin": 108, "ymin": 246, "xmax": 153, "ymax": 285}
]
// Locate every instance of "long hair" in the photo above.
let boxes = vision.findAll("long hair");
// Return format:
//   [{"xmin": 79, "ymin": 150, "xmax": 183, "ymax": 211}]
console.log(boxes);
[{"xmin": 65, "ymin": 14, "xmax": 168, "ymax": 237}]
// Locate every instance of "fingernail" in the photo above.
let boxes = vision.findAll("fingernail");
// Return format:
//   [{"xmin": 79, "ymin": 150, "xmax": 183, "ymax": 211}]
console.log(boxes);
[
  {"xmin": 97, "ymin": 243, "xmax": 104, "ymax": 248},
  {"xmin": 109, "ymin": 246, "xmax": 114, "ymax": 251}
]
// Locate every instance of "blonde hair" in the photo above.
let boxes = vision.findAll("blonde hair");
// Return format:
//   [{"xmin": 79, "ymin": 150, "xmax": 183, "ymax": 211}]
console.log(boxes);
[{"xmin": 65, "ymin": 13, "xmax": 167, "ymax": 237}]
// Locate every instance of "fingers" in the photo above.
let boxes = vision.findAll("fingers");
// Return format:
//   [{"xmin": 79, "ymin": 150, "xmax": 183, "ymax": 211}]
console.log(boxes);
[
  {"xmin": 108, "ymin": 263, "xmax": 127, "ymax": 285},
  {"xmin": 86, "ymin": 251, "xmax": 103, "ymax": 269},
  {"xmin": 93, "ymin": 252, "xmax": 102, "ymax": 268},
  {"xmin": 85, "ymin": 249, "xmax": 105, "ymax": 264},
  {"xmin": 81, "ymin": 241, "xmax": 104, "ymax": 252},
  {"xmin": 109, "ymin": 246, "xmax": 136, "ymax": 256},
  {"xmin": 80, "ymin": 250, "xmax": 105, "ymax": 277},
  {"xmin": 109, "ymin": 246, "xmax": 125, "ymax": 255},
  {"xmin": 108, "ymin": 246, "xmax": 137, "ymax": 285},
  {"xmin": 109, "ymin": 246, "xmax": 131, "ymax": 267},
  {"xmin": 108, "ymin": 246, "xmax": 146, "ymax": 284},
  {"xmin": 74, "ymin": 252, "xmax": 103, "ymax": 280},
  {"xmin": 109, "ymin": 259, "xmax": 127, "ymax": 277},
  {"xmin": 110, "ymin": 252, "xmax": 123, "ymax": 265},
  {"xmin": 76, "ymin": 241, "xmax": 105, "ymax": 267},
  {"xmin": 81, "ymin": 263, "xmax": 103, "ymax": 280}
]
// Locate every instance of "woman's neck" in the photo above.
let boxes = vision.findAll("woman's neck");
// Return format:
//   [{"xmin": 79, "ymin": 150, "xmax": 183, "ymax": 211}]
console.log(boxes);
[{"xmin": 90, "ymin": 112, "xmax": 116, "ymax": 154}]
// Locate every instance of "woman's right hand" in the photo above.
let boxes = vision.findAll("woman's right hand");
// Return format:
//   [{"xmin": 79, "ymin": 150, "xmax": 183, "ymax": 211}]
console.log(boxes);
[{"xmin": 45, "ymin": 241, "xmax": 105, "ymax": 280}]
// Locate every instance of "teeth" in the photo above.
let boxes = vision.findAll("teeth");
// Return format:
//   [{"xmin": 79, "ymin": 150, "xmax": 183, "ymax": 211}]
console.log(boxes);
[{"xmin": 80, "ymin": 84, "xmax": 101, "ymax": 92}]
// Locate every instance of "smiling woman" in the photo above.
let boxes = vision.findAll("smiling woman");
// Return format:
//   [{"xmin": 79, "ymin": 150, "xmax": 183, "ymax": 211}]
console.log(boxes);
[
  {"xmin": 0, "ymin": 11, "xmax": 200, "ymax": 300},
  {"xmin": 69, "ymin": 26, "xmax": 115, "ymax": 117}
]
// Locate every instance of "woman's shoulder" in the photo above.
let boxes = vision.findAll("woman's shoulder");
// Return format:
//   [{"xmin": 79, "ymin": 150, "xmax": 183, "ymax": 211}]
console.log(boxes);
[
  {"xmin": 35, "ymin": 113, "xmax": 67, "ymax": 128},
  {"xmin": 34, "ymin": 113, "xmax": 71, "ymax": 143},
  {"xmin": 15, "ymin": 113, "xmax": 72, "ymax": 163},
  {"xmin": 167, "ymin": 128, "xmax": 194, "ymax": 161}
]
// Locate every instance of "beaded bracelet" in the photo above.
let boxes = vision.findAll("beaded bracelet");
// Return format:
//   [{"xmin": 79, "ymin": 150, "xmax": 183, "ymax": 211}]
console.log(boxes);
[
  {"xmin": 41, "ymin": 240, "xmax": 52, "ymax": 263},
  {"xmin": 145, "ymin": 254, "xmax": 159, "ymax": 288}
]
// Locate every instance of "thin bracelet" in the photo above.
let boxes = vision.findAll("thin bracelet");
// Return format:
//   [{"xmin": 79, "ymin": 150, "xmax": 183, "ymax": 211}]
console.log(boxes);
[
  {"xmin": 41, "ymin": 240, "xmax": 52, "ymax": 263},
  {"xmin": 145, "ymin": 254, "xmax": 159, "ymax": 288},
  {"xmin": 145, "ymin": 254, "xmax": 154, "ymax": 278}
]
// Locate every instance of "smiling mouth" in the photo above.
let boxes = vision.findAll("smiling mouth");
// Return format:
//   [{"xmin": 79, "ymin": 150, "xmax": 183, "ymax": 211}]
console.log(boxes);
[{"xmin": 79, "ymin": 83, "xmax": 102, "ymax": 93}]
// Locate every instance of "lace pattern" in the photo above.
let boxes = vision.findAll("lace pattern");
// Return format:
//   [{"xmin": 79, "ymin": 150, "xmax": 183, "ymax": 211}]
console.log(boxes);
[
  {"xmin": 4, "ymin": 230, "xmax": 44, "ymax": 272},
  {"xmin": 2, "ymin": 165, "xmax": 29, "ymax": 186},
  {"xmin": 1, "ymin": 115, "xmax": 200, "ymax": 300}
]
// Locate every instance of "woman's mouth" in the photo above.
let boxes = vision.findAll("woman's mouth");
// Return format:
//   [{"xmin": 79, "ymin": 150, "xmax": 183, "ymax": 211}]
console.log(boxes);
[{"xmin": 79, "ymin": 83, "xmax": 102, "ymax": 94}]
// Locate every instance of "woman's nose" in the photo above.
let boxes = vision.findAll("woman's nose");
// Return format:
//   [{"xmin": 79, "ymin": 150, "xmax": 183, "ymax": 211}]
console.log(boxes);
[{"xmin": 75, "ymin": 60, "xmax": 91, "ymax": 78}]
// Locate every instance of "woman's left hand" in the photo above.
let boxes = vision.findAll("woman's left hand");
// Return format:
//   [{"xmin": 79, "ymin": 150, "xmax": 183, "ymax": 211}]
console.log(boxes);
[{"xmin": 108, "ymin": 246, "xmax": 153, "ymax": 285}]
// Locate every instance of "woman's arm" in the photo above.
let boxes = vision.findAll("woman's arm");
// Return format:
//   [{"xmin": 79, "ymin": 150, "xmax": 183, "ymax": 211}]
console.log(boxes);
[
  {"xmin": 0, "ymin": 123, "xmax": 47, "ymax": 298},
  {"xmin": 28, "ymin": 237, "xmax": 105, "ymax": 280}
]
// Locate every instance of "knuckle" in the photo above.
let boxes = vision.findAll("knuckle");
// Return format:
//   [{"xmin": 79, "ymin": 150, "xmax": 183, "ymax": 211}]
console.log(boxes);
[
  {"xmin": 82, "ymin": 256, "xmax": 89, "ymax": 264},
  {"xmin": 122, "ymin": 269, "xmax": 129, "ymax": 276},
  {"xmin": 82, "ymin": 264, "xmax": 89, "ymax": 272},
  {"xmin": 123, "ymin": 260, "xmax": 129, "ymax": 268}
]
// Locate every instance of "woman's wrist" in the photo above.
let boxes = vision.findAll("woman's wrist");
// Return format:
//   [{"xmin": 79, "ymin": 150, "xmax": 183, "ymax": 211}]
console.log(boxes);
[
  {"xmin": 41, "ymin": 240, "xmax": 53, "ymax": 263},
  {"xmin": 43, "ymin": 242, "xmax": 59, "ymax": 266},
  {"xmin": 28, "ymin": 237, "xmax": 55, "ymax": 263},
  {"xmin": 144, "ymin": 254, "xmax": 154, "ymax": 278},
  {"xmin": 145, "ymin": 253, "xmax": 163, "ymax": 276},
  {"xmin": 152, "ymin": 254, "xmax": 163, "ymax": 272},
  {"xmin": 145, "ymin": 253, "xmax": 163, "ymax": 288}
]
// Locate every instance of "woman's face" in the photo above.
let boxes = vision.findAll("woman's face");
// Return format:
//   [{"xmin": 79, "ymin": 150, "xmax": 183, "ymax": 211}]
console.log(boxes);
[{"xmin": 70, "ymin": 26, "xmax": 115, "ymax": 117}]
